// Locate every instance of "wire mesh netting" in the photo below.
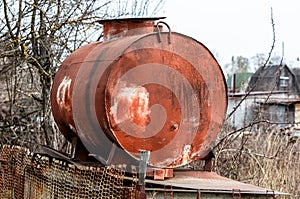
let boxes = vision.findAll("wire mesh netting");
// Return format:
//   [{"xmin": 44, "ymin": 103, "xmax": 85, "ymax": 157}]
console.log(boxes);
[{"xmin": 0, "ymin": 145, "xmax": 138, "ymax": 199}]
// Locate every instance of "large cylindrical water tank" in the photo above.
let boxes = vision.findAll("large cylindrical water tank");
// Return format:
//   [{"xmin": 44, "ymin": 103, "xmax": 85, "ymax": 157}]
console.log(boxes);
[{"xmin": 51, "ymin": 17, "xmax": 227, "ymax": 168}]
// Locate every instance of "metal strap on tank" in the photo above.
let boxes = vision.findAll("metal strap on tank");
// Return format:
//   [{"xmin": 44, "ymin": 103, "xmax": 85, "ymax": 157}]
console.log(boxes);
[{"xmin": 156, "ymin": 21, "xmax": 171, "ymax": 44}]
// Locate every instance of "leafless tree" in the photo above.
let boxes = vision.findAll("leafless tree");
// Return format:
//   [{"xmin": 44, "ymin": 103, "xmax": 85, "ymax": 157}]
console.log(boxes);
[{"xmin": 0, "ymin": 0, "xmax": 165, "ymax": 150}]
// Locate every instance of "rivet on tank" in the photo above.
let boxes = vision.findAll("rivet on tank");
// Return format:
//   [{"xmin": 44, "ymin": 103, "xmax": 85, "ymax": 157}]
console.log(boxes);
[{"xmin": 50, "ymin": 17, "xmax": 228, "ymax": 169}]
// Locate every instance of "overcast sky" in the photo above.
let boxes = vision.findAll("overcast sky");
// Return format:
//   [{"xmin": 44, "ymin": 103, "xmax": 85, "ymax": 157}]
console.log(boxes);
[{"xmin": 163, "ymin": 0, "xmax": 300, "ymax": 68}]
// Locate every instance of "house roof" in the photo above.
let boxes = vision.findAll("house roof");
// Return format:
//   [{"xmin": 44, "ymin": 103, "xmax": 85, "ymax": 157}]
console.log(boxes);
[{"xmin": 246, "ymin": 65, "xmax": 300, "ymax": 95}]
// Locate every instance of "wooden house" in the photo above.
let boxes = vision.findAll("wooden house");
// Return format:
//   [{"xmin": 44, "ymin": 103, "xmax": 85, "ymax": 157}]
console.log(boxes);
[
  {"xmin": 246, "ymin": 65, "xmax": 300, "ymax": 94},
  {"xmin": 227, "ymin": 65, "xmax": 300, "ymax": 136}
]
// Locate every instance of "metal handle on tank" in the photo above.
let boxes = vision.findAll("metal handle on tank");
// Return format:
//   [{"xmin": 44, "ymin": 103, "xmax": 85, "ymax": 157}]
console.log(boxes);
[{"xmin": 156, "ymin": 21, "xmax": 171, "ymax": 44}]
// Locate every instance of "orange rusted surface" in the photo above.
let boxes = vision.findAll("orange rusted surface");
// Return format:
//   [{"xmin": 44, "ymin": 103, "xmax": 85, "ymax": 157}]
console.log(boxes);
[
  {"xmin": 151, "ymin": 168, "xmax": 173, "ymax": 180},
  {"xmin": 100, "ymin": 17, "xmax": 165, "ymax": 41},
  {"xmin": 51, "ymin": 18, "xmax": 227, "ymax": 168}
]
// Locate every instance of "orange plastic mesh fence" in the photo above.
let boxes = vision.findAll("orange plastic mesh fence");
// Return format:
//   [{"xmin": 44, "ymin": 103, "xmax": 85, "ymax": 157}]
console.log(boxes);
[{"xmin": 0, "ymin": 145, "xmax": 137, "ymax": 199}]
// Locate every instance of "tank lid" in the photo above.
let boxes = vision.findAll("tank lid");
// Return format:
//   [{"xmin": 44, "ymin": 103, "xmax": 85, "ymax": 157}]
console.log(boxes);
[
  {"xmin": 97, "ymin": 17, "xmax": 166, "ymax": 24},
  {"xmin": 98, "ymin": 17, "xmax": 166, "ymax": 41}
]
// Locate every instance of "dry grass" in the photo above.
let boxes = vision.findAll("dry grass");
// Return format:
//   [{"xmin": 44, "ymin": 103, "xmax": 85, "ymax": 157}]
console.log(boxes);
[{"xmin": 214, "ymin": 124, "xmax": 300, "ymax": 198}]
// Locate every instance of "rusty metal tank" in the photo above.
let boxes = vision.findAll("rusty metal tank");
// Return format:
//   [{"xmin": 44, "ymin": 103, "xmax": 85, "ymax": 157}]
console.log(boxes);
[{"xmin": 50, "ymin": 17, "xmax": 227, "ymax": 168}]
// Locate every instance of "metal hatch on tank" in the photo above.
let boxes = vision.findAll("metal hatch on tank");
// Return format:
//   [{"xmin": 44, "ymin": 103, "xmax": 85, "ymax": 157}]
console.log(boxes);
[{"xmin": 50, "ymin": 17, "xmax": 227, "ymax": 169}]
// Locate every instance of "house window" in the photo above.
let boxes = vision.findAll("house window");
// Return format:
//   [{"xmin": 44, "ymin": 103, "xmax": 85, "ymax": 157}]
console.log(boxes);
[{"xmin": 279, "ymin": 76, "xmax": 289, "ymax": 88}]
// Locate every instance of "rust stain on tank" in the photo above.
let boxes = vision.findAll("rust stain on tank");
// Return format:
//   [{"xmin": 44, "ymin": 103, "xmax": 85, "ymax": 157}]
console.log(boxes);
[{"xmin": 101, "ymin": 17, "xmax": 165, "ymax": 41}]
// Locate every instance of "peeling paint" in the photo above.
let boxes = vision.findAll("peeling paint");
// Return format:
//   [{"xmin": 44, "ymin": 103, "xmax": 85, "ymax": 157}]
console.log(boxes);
[
  {"xmin": 110, "ymin": 82, "xmax": 150, "ymax": 127},
  {"xmin": 56, "ymin": 76, "xmax": 72, "ymax": 112},
  {"xmin": 182, "ymin": 144, "xmax": 191, "ymax": 165}
]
